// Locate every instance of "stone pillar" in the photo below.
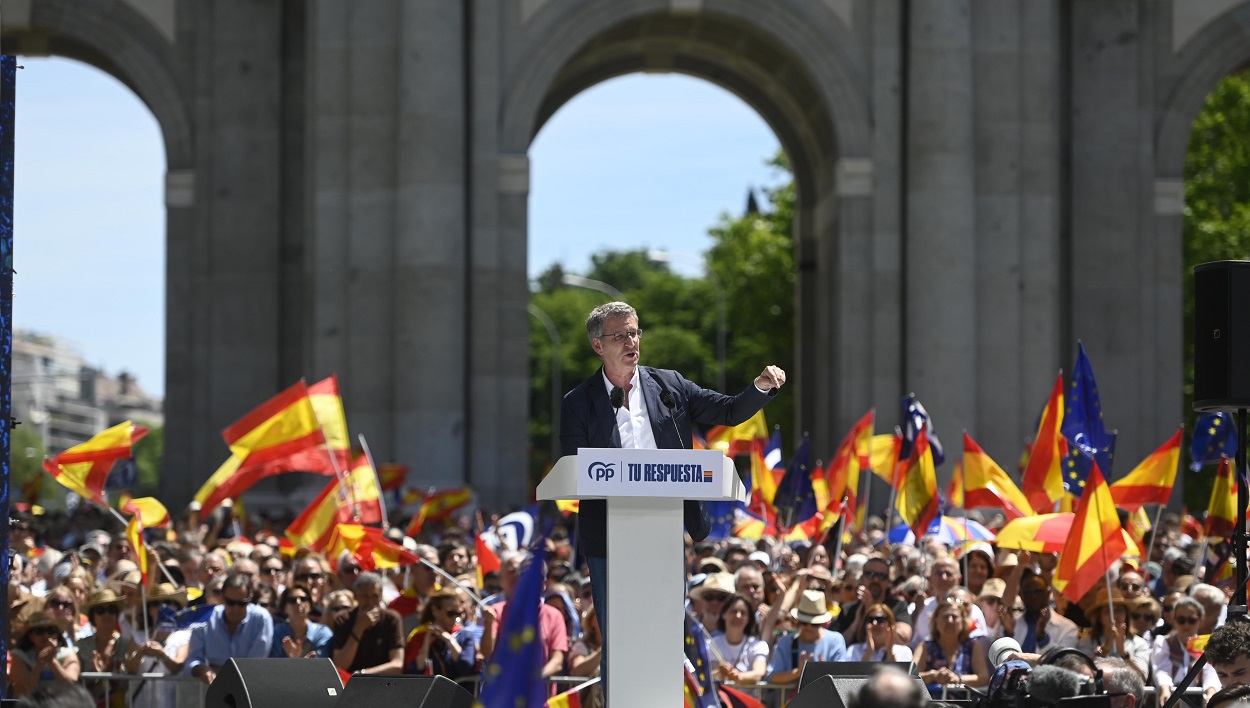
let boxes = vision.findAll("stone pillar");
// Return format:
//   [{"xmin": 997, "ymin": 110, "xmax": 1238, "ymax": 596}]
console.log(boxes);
[{"xmin": 905, "ymin": 1, "xmax": 977, "ymax": 441}]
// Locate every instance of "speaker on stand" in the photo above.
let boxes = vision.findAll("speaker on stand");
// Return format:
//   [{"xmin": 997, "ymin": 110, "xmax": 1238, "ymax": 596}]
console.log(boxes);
[{"xmin": 204, "ymin": 658, "xmax": 344, "ymax": 708}]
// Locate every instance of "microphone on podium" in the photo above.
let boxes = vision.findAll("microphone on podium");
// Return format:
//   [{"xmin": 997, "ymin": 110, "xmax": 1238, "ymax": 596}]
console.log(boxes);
[
  {"xmin": 660, "ymin": 390, "xmax": 684, "ymax": 448},
  {"xmin": 610, "ymin": 386, "xmax": 624, "ymax": 410}
]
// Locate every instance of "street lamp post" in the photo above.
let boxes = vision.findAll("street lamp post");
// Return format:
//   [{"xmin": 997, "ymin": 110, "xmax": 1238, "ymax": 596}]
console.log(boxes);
[
  {"xmin": 560, "ymin": 273, "xmax": 623, "ymax": 301},
  {"xmin": 527, "ymin": 303, "xmax": 562, "ymax": 462},
  {"xmin": 647, "ymin": 250, "xmax": 726, "ymax": 392}
]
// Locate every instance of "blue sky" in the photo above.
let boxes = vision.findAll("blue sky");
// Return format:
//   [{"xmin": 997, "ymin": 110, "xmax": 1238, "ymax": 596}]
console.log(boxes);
[{"xmin": 16, "ymin": 60, "xmax": 780, "ymax": 397}]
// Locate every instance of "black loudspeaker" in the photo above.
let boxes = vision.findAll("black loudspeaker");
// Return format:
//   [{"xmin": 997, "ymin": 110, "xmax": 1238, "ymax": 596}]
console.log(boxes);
[
  {"xmin": 1194, "ymin": 261, "xmax": 1250, "ymax": 411},
  {"xmin": 797, "ymin": 661, "xmax": 914, "ymax": 689},
  {"xmin": 788, "ymin": 675, "xmax": 846, "ymax": 708},
  {"xmin": 204, "ymin": 658, "xmax": 343, "ymax": 708},
  {"xmin": 336, "ymin": 674, "xmax": 475, "ymax": 708},
  {"xmin": 793, "ymin": 662, "xmax": 924, "ymax": 708}
]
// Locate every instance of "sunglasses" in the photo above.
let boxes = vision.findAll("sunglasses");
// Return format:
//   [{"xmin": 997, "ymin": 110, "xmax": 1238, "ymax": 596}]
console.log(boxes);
[
  {"xmin": 1119, "ymin": 583, "xmax": 1144, "ymax": 592},
  {"xmin": 865, "ymin": 615, "xmax": 890, "ymax": 625},
  {"xmin": 263, "ymin": 568, "xmax": 284, "ymax": 575},
  {"xmin": 90, "ymin": 605, "xmax": 121, "ymax": 616},
  {"xmin": 327, "ymin": 605, "xmax": 351, "ymax": 613},
  {"xmin": 862, "ymin": 570, "xmax": 888, "ymax": 581},
  {"xmin": 1174, "ymin": 616, "xmax": 1199, "ymax": 625},
  {"xmin": 702, "ymin": 593, "xmax": 731, "ymax": 603},
  {"xmin": 285, "ymin": 596, "xmax": 311, "ymax": 605},
  {"xmin": 1132, "ymin": 612, "xmax": 1158, "ymax": 622},
  {"xmin": 256, "ymin": 602, "xmax": 271, "ymax": 609},
  {"xmin": 1008, "ymin": 606, "xmax": 1026, "ymax": 613},
  {"xmin": 224, "ymin": 598, "xmax": 251, "ymax": 608},
  {"xmin": 47, "ymin": 600, "xmax": 74, "ymax": 611},
  {"xmin": 30, "ymin": 626, "xmax": 59, "ymax": 637},
  {"xmin": 295, "ymin": 573, "xmax": 325, "ymax": 582},
  {"xmin": 1162, "ymin": 605, "xmax": 1175, "ymax": 612}
]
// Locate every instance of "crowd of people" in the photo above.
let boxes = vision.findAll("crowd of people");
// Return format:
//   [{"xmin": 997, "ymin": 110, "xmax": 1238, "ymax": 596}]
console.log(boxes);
[{"xmin": 8, "ymin": 502, "xmax": 1250, "ymax": 708}]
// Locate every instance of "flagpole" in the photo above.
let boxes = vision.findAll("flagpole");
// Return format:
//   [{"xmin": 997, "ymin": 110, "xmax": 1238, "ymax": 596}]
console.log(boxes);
[
  {"xmin": 357, "ymin": 434, "xmax": 389, "ymax": 529},
  {"xmin": 858, "ymin": 465, "xmax": 871, "ymax": 538},
  {"xmin": 829, "ymin": 498, "xmax": 848, "ymax": 572},
  {"xmin": 105, "ymin": 506, "xmax": 179, "ymax": 589},
  {"xmin": 415, "ymin": 556, "xmax": 490, "ymax": 612}
]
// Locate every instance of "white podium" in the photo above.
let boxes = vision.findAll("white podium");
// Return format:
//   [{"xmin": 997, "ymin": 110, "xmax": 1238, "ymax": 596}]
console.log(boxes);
[{"xmin": 537, "ymin": 448, "xmax": 748, "ymax": 708}]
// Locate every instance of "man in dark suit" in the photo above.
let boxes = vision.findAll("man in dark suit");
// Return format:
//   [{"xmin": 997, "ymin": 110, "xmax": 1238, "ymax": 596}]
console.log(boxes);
[{"xmin": 560, "ymin": 301, "xmax": 785, "ymax": 693}]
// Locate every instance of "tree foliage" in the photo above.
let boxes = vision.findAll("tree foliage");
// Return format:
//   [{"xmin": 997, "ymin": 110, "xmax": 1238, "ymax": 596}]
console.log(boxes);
[
  {"xmin": 133, "ymin": 426, "xmax": 164, "ymax": 496},
  {"xmin": 1183, "ymin": 71, "xmax": 1250, "ymax": 510},
  {"xmin": 527, "ymin": 153, "xmax": 797, "ymax": 483}
]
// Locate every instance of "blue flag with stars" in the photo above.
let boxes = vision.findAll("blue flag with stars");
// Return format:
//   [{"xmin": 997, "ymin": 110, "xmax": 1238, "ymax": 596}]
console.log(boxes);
[
  {"xmin": 1061, "ymin": 431, "xmax": 1116, "ymax": 496},
  {"xmin": 900, "ymin": 395, "xmax": 945, "ymax": 466},
  {"xmin": 1060, "ymin": 342, "xmax": 1114, "ymax": 481},
  {"xmin": 705, "ymin": 500, "xmax": 739, "ymax": 540},
  {"xmin": 684, "ymin": 607, "xmax": 720, "ymax": 708},
  {"xmin": 477, "ymin": 540, "xmax": 549, "ymax": 708},
  {"xmin": 773, "ymin": 436, "xmax": 816, "ymax": 528},
  {"xmin": 1190, "ymin": 412, "xmax": 1238, "ymax": 471}
]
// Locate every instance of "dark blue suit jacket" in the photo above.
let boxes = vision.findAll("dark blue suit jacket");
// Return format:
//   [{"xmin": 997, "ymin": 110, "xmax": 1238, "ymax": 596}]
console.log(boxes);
[{"xmin": 560, "ymin": 366, "xmax": 775, "ymax": 558}]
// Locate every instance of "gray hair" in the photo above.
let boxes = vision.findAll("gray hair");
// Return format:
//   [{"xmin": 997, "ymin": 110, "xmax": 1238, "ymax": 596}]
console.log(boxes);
[
  {"xmin": 1096, "ymin": 657, "xmax": 1145, "ymax": 707},
  {"xmin": 354, "ymin": 571, "xmax": 384, "ymax": 591},
  {"xmin": 1191, "ymin": 582, "xmax": 1226, "ymax": 607},
  {"xmin": 585, "ymin": 302, "xmax": 637, "ymax": 343},
  {"xmin": 1172, "ymin": 596, "xmax": 1205, "ymax": 619}
]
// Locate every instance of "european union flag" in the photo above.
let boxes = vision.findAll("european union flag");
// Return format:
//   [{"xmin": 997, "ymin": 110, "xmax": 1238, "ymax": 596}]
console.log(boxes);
[
  {"xmin": 478, "ymin": 541, "xmax": 549, "ymax": 708},
  {"xmin": 1061, "ymin": 342, "xmax": 1115, "ymax": 477},
  {"xmin": 774, "ymin": 437, "xmax": 816, "ymax": 529},
  {"xmin": 684, "ymin": 607, "xmax": 720, "ymax": 708},
  {"xmin": 1062, "ymin": 431, "xmax": 1116, "ymax": 495},
  {"xmin": 1190, "ymin": 412, "xmax": 1238, "ymax": 471},
  {"xmin": 173, "ymin": 603, "xmax": 215, "ymax": 629},
  {"xmin": 705, "ymin": 501, "xmax": 739, "ymax": 540},
  {"xmin": 900, "ymin": 395, "xmax": 945, "ymax": 466}
]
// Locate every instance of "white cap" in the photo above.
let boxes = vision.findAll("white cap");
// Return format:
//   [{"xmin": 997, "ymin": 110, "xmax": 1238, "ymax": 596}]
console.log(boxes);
[{"xmin": 748, "ymin": 551, "xmax": 771, "ymax": 567}]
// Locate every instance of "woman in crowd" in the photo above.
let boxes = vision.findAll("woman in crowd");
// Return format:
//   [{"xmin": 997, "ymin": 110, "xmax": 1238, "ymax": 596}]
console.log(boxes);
[
  {"xmin": 323, "ymin": 588, "xmax": 356, "ymax": 618},
  {"xmin": 1152, "ymin": 596, "xmax": 1219, "ymax": 705},
  {"xmin": 406, "ymin": 587, "xmax": 477, "ymax": 679},
  {"xmin": 271, "ymin": 583, "xmax": 333, "ymax": 659},
  {"xmin": 569, "ymin": 606, "xmax": 604, "ymax": 708},
  {"xmin": 914, "ymin": 598, "xmax": 989, "ymax": 693},
  {"xmin": 710, "ymin": 594, "xmax": 769, "ymax": 689},
  {"xmin": 59, "ymin": 567, "xmax": 97, "ymax": 641},
  {"xmin": 77, "ymin": 589, "xmax": 126, "ymax": 707},
  {"xmin": 544, "ymin": 583, "xmax": 581, "ymax": 643},
  {"xmin": 254, "ymin": 582, "xmax": 280, "ymax": 621},
  {"xmin": 1075, "ymin": 589, "xmax": 1150, "ymax": 678},
  {"xmin": 1131, "ymin": 597, "xmax": 1162, "ymax": 644},
  {"xmin": 847, "ymin": 604, "xmax": 913, "ymax": 662},
  {"xmin": 42, "ymin": 586, "xmax": 81, "ymax": 650},
  {"xmin": 963, "ymin": 544, "xmax": 995, "ymax": 597},
  {"xmin": 8, "ymin": 609, "xmax": 81, "ymax": 697},
  {"xmin": 123, "ymin": 582, "xmax": 192, "ymax": 708}
]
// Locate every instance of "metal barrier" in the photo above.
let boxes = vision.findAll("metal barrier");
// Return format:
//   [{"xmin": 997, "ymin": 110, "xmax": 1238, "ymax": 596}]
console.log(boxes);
[{"xmin": 79, "ymin": 671, "xmax": 208, "ymax": 708}]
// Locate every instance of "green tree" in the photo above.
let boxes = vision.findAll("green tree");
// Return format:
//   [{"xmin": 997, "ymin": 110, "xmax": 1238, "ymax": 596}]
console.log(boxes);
[
  {"xmin": 132, "ymin": 426, "xmax": 164, "ymax": 496},
  {"xmin": 9, "ymin": 423, "xmax": 46, "ymax": 504},
  {"xmin": 1182, "ymin": 71, "xmax": 1250, "ymax": 511}
]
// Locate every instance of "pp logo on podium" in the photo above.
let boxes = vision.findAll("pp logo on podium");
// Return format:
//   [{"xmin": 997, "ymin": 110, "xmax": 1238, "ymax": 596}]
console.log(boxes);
[{"xmin": 587, "ymin": 461, "xmax": 615, "ymax": 481}]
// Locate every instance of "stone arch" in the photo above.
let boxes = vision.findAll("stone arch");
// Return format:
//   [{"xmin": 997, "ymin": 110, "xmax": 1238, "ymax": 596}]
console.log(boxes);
[
  {"xmin": 498, "ymin": 0, "xmax": 874, "ymax": 440},
  {"xmin": 1, "ymin": 0, "xmax": 193, "ymax": 169}
]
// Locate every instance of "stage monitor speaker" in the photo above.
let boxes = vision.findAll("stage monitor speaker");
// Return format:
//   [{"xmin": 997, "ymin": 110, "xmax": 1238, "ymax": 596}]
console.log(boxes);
[
  {"xmin": 1194, "ymin": 260, "xmax": 1250, "ymax": 411},
  {"xmin": 797, "ymin": 661, "xmax": 914, "ymax": 690},
  {"xmin": 336, "ymin": 674, "xmax": 475, "ymax": 708},
  {"xmin": 793, "ymin": 662, "xmax": 924, "ymax": 708},
  {"xmin": 204, "ymin": 658, "xmax": 343, "ymax": 708}
]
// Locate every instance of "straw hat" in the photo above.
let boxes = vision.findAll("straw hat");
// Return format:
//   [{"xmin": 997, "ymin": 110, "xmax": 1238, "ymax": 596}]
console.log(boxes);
[
  {"xmin": 791, "ymin": 590, "xmax": 834, "ymax": 625},
  {"xmin": 978, "ymin": 578, "xmax": 1007, "ymax": 600},
  {"xmin": 689, "ymin": 572, "xmax": 736, "ymax": 600},
  {"xmin": 697, "ymin": 557, "xmax": 728, "ymax": 574},
  {"xmin": 147, "ymin": 583, "xmax": 188, "ymax": 608},
  {"xmin": 1087, "ymin": 587, "xmax": 1143, "ymax": 615},
  {"xmin": 18, "ymin": 608, "xmax": 66, "ymax": 637},
  {"xmin": 84, "ymin": 589, "xmax": 126, "ymax": 610}
]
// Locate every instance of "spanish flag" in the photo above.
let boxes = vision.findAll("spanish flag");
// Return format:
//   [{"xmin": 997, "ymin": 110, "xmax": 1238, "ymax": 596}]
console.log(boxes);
[
  {"xmin": 706, "ymin": 410, "xmax": 769, "ymax": 457},
  {"xmin": 896, "ymin": 428, "xmax": 940, "ymax": 538},
  {"xmin": 285, "ymin": 456, "xmax": 385, "ymax": 550},
  {"xmin": 1110, "ymin": 428, "xmax": 1182, "ymax": 510},
  {"xmin": 822, "ymin": 410, "xmax": 874, "ymax": 530},
  {"xmin": 546, "ymin": 684, "xmax": 583, "ymax": 708},
  {"xmin": 122, "ymin": 496, "xmax": 171, "ymax": 529},
  {"xmin": 962, "ymin": 433, "xmax": 1034, "ymax": 520},
  {"xmin": 126, "ymin": 514, "xmax": 149, "ymax": 586},
  {"xmin": 1204, "ymin": 456, "xmax": 1238, "ymax": 539},
  {"xmin": 404, "ymin": 488, "xmax": 474, "ymax": 537},
  {"xmin": 377, "ymin": 463, "xmax": 408, "ymax": 491},
  {"xmin": 325, "ymin": 524, "xmax": 420, "ymax": 571},
  {"xmin": 749, "ymin": 430, "xmax": 785, "ymax": 509},
  {"xmin": 43, "ymin": 421, "xmax": 149, "ymax": 506},
  {"xmin": 869, "ymin": 432, "xmax": 903, "ymax": 488},
  {"xmin": 946, "ymin": 461, "xmax": 964, "ymax": 509},
  {"xmin": 1022, "ymin": 372, "xmax": 1067, "ymax": 513},
  {"xmin": 194, "ymin": 379, "xmax": 330, "ymax": 517},
  {"xmin": 1052, "ymin": 464, "xmax": 1127, "ymax": 602},
  {"xmin": 476, "ymin": 535, "xmax": 501, "ymax": 587}
]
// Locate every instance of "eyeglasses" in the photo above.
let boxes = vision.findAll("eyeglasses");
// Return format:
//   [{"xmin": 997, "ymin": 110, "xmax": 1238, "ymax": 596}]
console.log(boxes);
[
  {"xmin": 865, "ymin": 615, "xmax": 890, "ymax": 625},
  {"xmin": 286, "ymin": 596, "xmax": 311, "ymax": 605},
  {"xmin": 703, "ymin": 592, "xmax": 731, "ymax": 603},
  {"xmin": 295, "ymin": 573, "xmax": 325, "ymax": 582},
  {"xmin": 327, "ymin": 605, "xmax": 352, "ymax": 613},
  {"xmin": 862, "ymin": 570, "xmax": 888, "ymax": 581},
  {"xmin": 1119, "ymin": 583, "xmax": 1143, "ymax": 592},
  {"xmin": 256, "ymin": 602, "xmax": 271, "ymax": 609},
  {"xmin": 90, "ymin": 605, "xmax": 120, "ymax": 616},
  {"xmin": 263, "ymin": 567, "xmax": 283, "ymax": 575},
  {"xmin": 1162, "ymin": 605, "xmax": 1175, "ymax": 612},
  {"xmin": 1008, "ymin": 606, "xmax": 1025, "ymax": 614},
  {"xmin": 30, "ymin": 626, "xmax": 59, "ymax": 637},
  {"xmin": 223, "ymin": 598, "xmax": 251, "ymax": 608},
  {"xmin": 599, "ymin": 329, "xmax": 642, "ymax": 343},
  {"xmin": 934, "ymin": 569, "xmax": 958, "ymax": 579},
  {"xmin": 47, "ymin": 600, "xmax": 74, "ymax": 611},
  {"xmin": 1174, "ymin": 616, "xmax": 1199, "ymax": 625},
  {"xmin": 1131, "ymin": 613, "xmax": 1157, "ymax": 622}
]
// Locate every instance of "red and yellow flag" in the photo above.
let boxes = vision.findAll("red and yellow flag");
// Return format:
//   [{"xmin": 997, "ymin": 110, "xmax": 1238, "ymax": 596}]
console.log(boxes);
[
  {"xmin": 869, "ymin": 432, "xmax": 903, "ymax": 488},
  {"xmin": 325, "ymin": 524, "xmax": 420, "ymax": 571},
  {"xmin": 404, "ymin": 487, "xmax": 474, "ymax": 537},
  {"xmin": 195, "ymin": 379, "xmax": 331, "ymax": 517},
  {"xmin": 546, "ymin": 684, "xmax": 583, "ymax": 708},
  {"xmin": 749, "ymin": 433, "xmax": 784, "ymax": 508},
  {"xmin": 706, "ymin": 410, "xmax": 768, "ymax": 457},
  {"xmin": 43, "ymin": 421, "xmax": 149, "ymax": 506},
  {"xmin": 1204, "ymin": 456, "xmax": 1238, "ymax": 539},
  {"xmin": 1021, "ymin": 372, "xmax": 1066, "ymax": 513},
  {"xmin": 896, "ymin": 428, "xmax": 940, "ymax": 538},
  {"xmin": 1053, "ymin": 464, "xmax": 1127, "ymax": 602},
  {"xmin": 1110, "ymin": 428, "xmax": 1182, "ymax": 510},
  {"xmin": 476, "ymin": 535, "xmax": 501, "ymax": 587},
  {"xmin": 126, "ymin": 514, "xmax": 148, "ymax": 586},
  {"xmin": 946, "ymin": 461, "xmax": 964, "ymax": 509},
  {"xmin": 822, "ymin": 410, "xmax": 874, "ymax": 530},
  {"xmin": 962, "ymin": 433, "xmax": 1034, "ymax": 520},
  {"xmin": 286, "ymin": 457, "xmax": 385, "ymax": 551},
  {"xmin": 377, "ymin": 463, "xmax": 408, "ymax": 491},
  {"xmin": 123, "ymin": 496, "xmax": 171, "ymax": 528}
]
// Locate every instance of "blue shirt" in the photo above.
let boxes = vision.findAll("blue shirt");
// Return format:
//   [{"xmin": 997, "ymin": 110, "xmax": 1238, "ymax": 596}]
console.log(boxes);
[
  {"xmin": 767, "ymin": 629, "xmax": 848, "ymax": 676},
  {"xmin": 187, "ymin": 604, "xmax": 274, "ymax": 672},
  {"xmin": 269, "ymin": 620, "xmax": 334, "ymax": 659}
]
